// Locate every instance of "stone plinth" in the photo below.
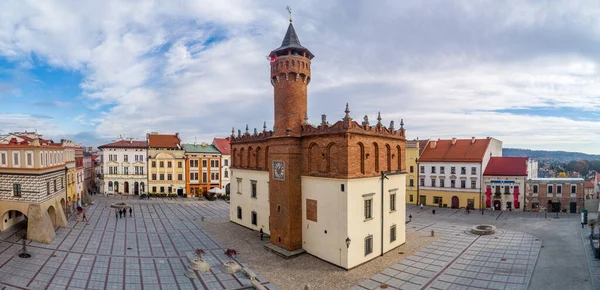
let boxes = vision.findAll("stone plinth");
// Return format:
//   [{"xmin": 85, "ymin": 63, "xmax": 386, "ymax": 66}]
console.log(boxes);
[{"xmin": 26, "ymin": 204, "xmax": 56, "ymax": 243}]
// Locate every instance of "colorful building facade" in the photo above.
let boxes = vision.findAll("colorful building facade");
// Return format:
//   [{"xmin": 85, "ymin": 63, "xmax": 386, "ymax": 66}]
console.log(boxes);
[
  {"xmin": 98, "ymin": 138, "xmax": 148, "ymax": 195},
  {"xmin": 183, "ymin": 143, "xmax": 222, "ymax": 196},
  {"xmin": 147, "ymin": 133, "xmax": 186, "ymax": 195}
]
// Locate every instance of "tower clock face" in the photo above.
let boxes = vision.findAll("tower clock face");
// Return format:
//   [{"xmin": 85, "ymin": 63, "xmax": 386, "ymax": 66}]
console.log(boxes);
[{"xmin": 273, "ymin": 160, "xmax": 285, "ymax": 180}]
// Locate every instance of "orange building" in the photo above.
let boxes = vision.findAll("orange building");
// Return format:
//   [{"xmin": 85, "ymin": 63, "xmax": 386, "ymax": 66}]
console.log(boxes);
[{"xmin": 183, "ymin": 143, "xmax": 222, "ymax": 196}]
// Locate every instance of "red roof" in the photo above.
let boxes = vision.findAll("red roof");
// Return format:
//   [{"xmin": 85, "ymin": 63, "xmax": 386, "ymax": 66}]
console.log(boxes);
[
  {"xmin": 419, "ymin": 138, "xmax": 491, "ymax": 162},
  {"xmin": 484, "ymin": 157, "xmax": 528, "ymax": 176},
  {"xmin": 148, "ymin": 134, "xmax": 180, "ymax": 148},
  {"xmin": 418, "ymin": 140, "xmax": 429, "ymax": 157},
  {"xmin": 584, "ymin": 181, "xmax": 595, "ymax": 189},
  {"xmin": 98, "ymin": 140, "xmax": 147, "ymax": 149},
  {"xmin": 212, "ymin": 137, "xmax": 231, "ymax": 155}
]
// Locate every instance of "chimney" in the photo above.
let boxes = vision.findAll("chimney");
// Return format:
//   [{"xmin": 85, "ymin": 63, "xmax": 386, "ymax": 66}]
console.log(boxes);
[
  {"xmin": 471, "ymin": 137, "xmax": 476, "ymax": 144},
  {"xmin": 452, "ymin": 137, "xmax": 457, "ymax": 145},
  {"xmin": 430, "ymin": 141, "xmax": 437, "ymax": 149}
]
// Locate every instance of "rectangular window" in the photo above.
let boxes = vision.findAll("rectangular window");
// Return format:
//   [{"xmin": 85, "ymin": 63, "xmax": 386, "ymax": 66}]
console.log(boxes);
[
  {"xmin": 431, "ymin": 178, "xmax": 436, "ymax": 187},
  {"xmin": 390, "ymin": 193, "xmax": 396, "ymax": 211},
  {"xmin": 390, "ymin": 225, "xmax": 397, "ymax": 242},
  {"xmin": 431, "ymin": 166, "xmax": 436, "ymax": 174},
  {"xmin": 420, "ymin": 166, "xmax": 424, "ymax": 174},
  {"xmin": 461, "ymin": 180, "xmax": 466, "ymax": 188},
  {"xmin": 451, "ymin": 180, "xmax": 456, "ymax": 188},
  {"xmin": 224, "ymin": 170, "xmax": 229, "ymax": 178},
  {"xmin": 140, "ymin": 155, "xmax": 144, "ymax": 162},
  {"xmin": 167, "ymin": 174, "xmax": 172, "ymax": 180},
  {"xmin": 54, "ymin": 180, "xmax": 57, "ymax": 191},
  {"xmin": 135, "ymin": 155, "xmax": 138, "ymax": 161},
  {"xmin": 178, "ymin": 161, "xmax": 182, "ymax": 168},
  {"xmin": 364, "ymin": 199, "xmax": 373, "ymax": 219},
  {"xmin": 124, "ymin": 155, "xmax": 128, "ymax": 162},
  {"xmin": 557, "ymin": 185, "xmax": 562, "ymax": 194},
  {"xmin": 410, "ymin": 166, "xmax": 414, "ymax": 173},
  {"xmin": 159, "ymin": 161, "xmax": 164, "ymax": 167},
  {"xmin": 471, "ymin": 167, "xmax": 476, "ymax": 175},
  {"xmin": 251, "ymin": 181, "xmax": 257, "ymax": 198},
  {"xmin": 461, "ymin": 167, "xmax": 466, "ymax": 175},
  {"xmin": 440, "ymin": 167, "xmax": 445, "ymax": 174},
  {"xmin": 13, "ymin": 184, "xmax": 22, "ymax": 197},
  {"xmin": 440, "ymin": 179, "xmax": 445, "ymax": 187},
  {"xmin": 571, "ymin": 185, "xmax": 577, "ymax": 194},
  {"xmin": 409, "ymin": 179, "xmax": 414, "ymax": 187},
  {"xmin": 152, "ymin": 186, "xmax": 156, "ymax": 193},
  {"xmin": 152, "ymin": 174, "xmax": 156, "ymax": 180},
  {"xmin": 451, "ymin": 167, "xmax": 456, "ymax": 174},
  {"xmin": 190, "ymin": 173, "xmax": 194, "ymax": 180},
  {"xmin": 203, "ymin": 173, "xmax": 208, "ymax": 183},
  {"xmin": 178, "ymin": 174, "xmax": 182, "ymax": 181},
  {"xmin": 124, "ymin": 167, "xmax": 129, "ymax": 175},
  {"xmin": 160, "ymin": 187, "xmax": 165, "ymax": 193},
  {"xmin": 420, "ymin": 178, "xmax": 425, "ymax": 186},
  {"xmin": 409, "ymin": 194, "xmax": 414, "ymax": 202},
  {"xmin": 533, "ymin": 184, "xmax": 538, "ymax": 193},
  {"xmin": 26, "ymin": 152, "xmax": 33, "ymax": 167},
  {"xmin": 224, "ymin": 159, "xmax": 229, "ymax": 166},
  {"xmin": 471, "ymin": 180, "xmax": 477, "ymax": 189},
  {"xmin": 202, "ymin": 160, "xmax": 207, "ymax": 168},
  {"xmin": 61, "ymin": 177, "xmax": 64, "ymax": 188},
  {"xmin": 160, "ymin": 174, "xmax": 164, "ymax": 180},
  {"xmin": 365, "ymin": 235, "xmax": 373, "ymax": 256},
  {"xmin": 47, "ymin": 182, "xmax": 50, "ymax": 195},
  {"xmin": 152, "ymin": 161, "xmax": 156, "ymax": 167},
  {"xmin": 251, "ymin": 211, "xmax": 257, "ymax": 226},
  {"xmin": 548, "ymin": 185, "xmax": 553, "ymax": 194},
  {"xmin": 167, "ymin": 161, "xmax": 172, "ymax": 168},
  {"xmin": 504, "ymin": 185, "xmax": 510, "ymax": 194},
  {"xmin": 433, "ymin": 196, "xmax": 442, "ymax": 204},
  {"xmin": 0, "ymin": 152, "xmax": 7, "ymax": 166},
  {"xmin": 237, "ymin": 207, "xmax": 242, "ymax": 219},
  {"xmin": 237, "ymin": 178, "xmax": 242, "ymax": 194},
  {"xmin": 13, "ymin": 152, "xmax": 20, "ymax": 166}
]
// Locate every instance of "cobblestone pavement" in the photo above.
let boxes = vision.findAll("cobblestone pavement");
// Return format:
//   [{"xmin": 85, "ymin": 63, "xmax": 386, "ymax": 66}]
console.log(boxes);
[
  {"xmin": 0, "ymin": 196, "xmax": 274, "ymax": 290},
  {"xmin": 355, "ymin": 220, "xmax": 540, "ymax": 290},
  {"xmin": 581, "ymin": 213, "xmax": 600, "ymax": 290}
]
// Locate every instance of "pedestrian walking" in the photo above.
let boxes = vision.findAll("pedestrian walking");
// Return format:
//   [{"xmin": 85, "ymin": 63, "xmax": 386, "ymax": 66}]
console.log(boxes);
[
  {"xmin": 129, "ymin": 207, "xmax": 132, "ymax": 217},
  {"xmin": 82, "ymin": 212, "xmax": 88, "ymax": 222},
  {"xmin": 115, "ymin": 209, "xmax": 118, "ymax": 219},
  {"xmin": 259, "ymin": 228, "xmax": 264, "ymax": 241},
  {"xmin": 119, "ymin": 209, "xmax": 123, "ymax": 218},
  {"xmin": 420, "ymin": 203, "xmax": 423, "ymax": 210}
]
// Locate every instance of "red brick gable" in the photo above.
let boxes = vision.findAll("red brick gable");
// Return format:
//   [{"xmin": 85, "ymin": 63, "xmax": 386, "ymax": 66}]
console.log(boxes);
[{"xmin": 483, "ymin": 157, "xmax": 528, "ymax": 176}]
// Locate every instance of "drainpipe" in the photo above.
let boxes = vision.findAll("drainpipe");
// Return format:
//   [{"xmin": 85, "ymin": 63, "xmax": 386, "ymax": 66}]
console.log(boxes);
[{"xmin": 381, "ymin": 171, "xmax": 385, "ymax": 257}]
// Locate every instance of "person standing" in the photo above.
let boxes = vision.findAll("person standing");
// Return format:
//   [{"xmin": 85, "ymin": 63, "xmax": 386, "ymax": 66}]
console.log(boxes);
[
  {"xmin": 82, "ymin": 211, "xmax": 88, "ymax": 223},
  {"xmin": 129, "ymin": 207, "xmax": 132, "ymax": 217},
  {"xmin": 420, "ymin": 203, "xmax": 424, "ymax": 210},
  {"xmin": 115, "ymin": 208, "xmax": 118, "ymax": 219},
  {"xmin": 259, "ymin": 228, "xmax": 264, "ymax": 241}
]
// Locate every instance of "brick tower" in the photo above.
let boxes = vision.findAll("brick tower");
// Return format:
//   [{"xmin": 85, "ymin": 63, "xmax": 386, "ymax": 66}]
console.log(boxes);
[{"xmin": 267, "ymin": 21, "xmax": 314, "ymax": 251}]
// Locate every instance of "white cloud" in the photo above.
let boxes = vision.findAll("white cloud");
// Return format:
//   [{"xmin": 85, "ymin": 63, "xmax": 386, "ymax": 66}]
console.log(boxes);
[{"xmin": 1, "ymin": 0, "xmax": 600, "ymax": 154}]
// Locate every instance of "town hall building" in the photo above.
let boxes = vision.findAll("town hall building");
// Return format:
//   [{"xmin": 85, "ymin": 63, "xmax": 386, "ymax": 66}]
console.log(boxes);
[{"xmin": 229, "ymin": 20, "xmax": 407, "ymax": 269}]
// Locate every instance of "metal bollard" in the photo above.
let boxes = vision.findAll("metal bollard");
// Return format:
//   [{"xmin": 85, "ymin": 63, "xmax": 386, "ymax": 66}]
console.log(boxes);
[
  {"xmin": 201, "ymin": 216, "xmax": 205, "ymax": 222},
  {"xmin": 431, "ymin": 230, "xmax": 434, "ymax": 237}
]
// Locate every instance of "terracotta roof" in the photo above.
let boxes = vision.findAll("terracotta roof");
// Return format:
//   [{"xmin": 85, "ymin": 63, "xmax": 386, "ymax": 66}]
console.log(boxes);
[
  {"xmin": 147, "ymin": 134, "xmax": 180, "ymax": 149},
  {"xmin": 484, "ymin": 157, "xmax": 528, "ymax": 176},
  {"xmin": 419, "ymin": 138, "xmax": 491, "ymax": 162},
  {"xmin": 418, "ymin": 140, "xmax": 429, "ymax": 157},
  {"xmin": 584, "ymin": 181, "xmax": 595, "ymax": 188},
  {"xmin": 212, "ymin": 137, "xmax": 230, "ymax": 155},
  {"xmin": 98, "ymin": 140, "xmax": 147, "ymax": 149}
]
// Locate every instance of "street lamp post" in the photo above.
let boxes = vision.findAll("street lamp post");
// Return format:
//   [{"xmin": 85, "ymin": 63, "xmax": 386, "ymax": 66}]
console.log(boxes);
[{"xmin": 415, "ymin": 158, "xmax": 419, "ymax": 206}]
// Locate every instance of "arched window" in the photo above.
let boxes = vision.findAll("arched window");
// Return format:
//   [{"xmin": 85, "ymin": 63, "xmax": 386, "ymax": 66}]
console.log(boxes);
[
  {"xmin": 232, "ymin": 148, "xmax": 237, "ymax": 167},
  {"xmin": 396, "ymin": 145, "xmax": 402, "ymax": 172},
  {"xmin": 358, "ymin": 143, "xmax": 365, "ymax": 174},
  {"xmin": 386, "ymin": 144, "xmax": 391, "ymax": 172},
  {"xmin": 240, "ymin": 147, "xmax": 245, "ymax": 167},
  {"xmin": 326, "ymin": 143, "xmax": 336, "ymax": 173},
  {"xmin": 256, "ymin": 147, "xmax": 262, "ymax": 169},
  {"xmin": 248, "ymin": 146, "xmax": 253, "ymax": 168},
  {"xmin": 373, "ymin": 142, "xmax": 380, "ymax": 173},
  {"xmin": 309, "ymin": 143, "xmax": 319, "ymax": 173}
]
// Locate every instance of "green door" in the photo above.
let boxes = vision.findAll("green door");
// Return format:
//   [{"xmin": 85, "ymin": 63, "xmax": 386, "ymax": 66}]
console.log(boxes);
[{"xmin": 419, "ymin": 196, "xmax": 427, "ymax": 206}]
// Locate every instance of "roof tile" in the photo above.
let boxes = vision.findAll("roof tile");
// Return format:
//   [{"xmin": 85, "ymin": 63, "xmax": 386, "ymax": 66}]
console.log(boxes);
[
  {"xmin": 419, "ymin": 138, "xmax": 491, "ymax": 162},
  {"xmin": 483, "ymin": 157, "xmax": 528, "ymax": 176}
]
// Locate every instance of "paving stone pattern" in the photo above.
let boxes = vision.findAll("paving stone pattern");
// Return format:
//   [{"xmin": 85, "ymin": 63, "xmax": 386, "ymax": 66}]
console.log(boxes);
[
  {"xmin": 356, "ymin": 221, "xmax": 541, "ymax": 290},
  {"xmin": 0, "ymin": 196, "xmax": 275, "ymax": 290},
  {"xmin": 581, "ymin": 222, "xmax": 600, "ymax": 290}
]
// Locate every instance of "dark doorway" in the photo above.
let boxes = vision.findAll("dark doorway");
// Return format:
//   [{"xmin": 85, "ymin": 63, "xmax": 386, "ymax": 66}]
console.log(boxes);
[
  {"xmin": 493, "ymin": 200, "xmax": 501, "ymax": 210},
  {"xmin": 124, "ymin": 182, "xmax": 129, "ymax": 194},
  {"xmin": 419, "ymin": 196, "xmax": 426, "ymax": 206},
  {"xmin": 548, "ymin": 200, "xmax": 561, "ymax": 212},
  {"xmin": 451, "ymin": 196, "xmax": 459, "ymax": 209},
  {"xmin": 570, "ymin": 202, "xmax": 577, "ymax": 213},
  {"xmin": 134, "ymin": 182, "xmax": 139, "ymax": 195},
  {"xmin": 177, "ymin": 188, "xmax": 184, "ymax": 196}
]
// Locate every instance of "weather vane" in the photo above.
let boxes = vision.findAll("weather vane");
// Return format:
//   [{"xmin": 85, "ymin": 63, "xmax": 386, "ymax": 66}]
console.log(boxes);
[{"xmin": 286, "ymin": 5, "xmax": 292, "ymax": 22}]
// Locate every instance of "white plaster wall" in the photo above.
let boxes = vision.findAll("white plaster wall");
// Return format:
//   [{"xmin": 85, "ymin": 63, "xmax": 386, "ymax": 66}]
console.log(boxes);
[
  {"xmin": 301, "ymin": 176, "xmax": 347, "ymax": 267},
  {"xmin": 346, "ymin": 174, "xmax": 406, "ymax": 269},
  {"xmin": 419, "ymin": 162, "xmax": 482, "ymax": 192},
  {"xmin": 483, "ymin": 176, "xmax": 526, "ymax": 211},
  {"xmin": 528, "ymin": 160, "xmax": 539, "ymax": 179},
  {"xmin": 221, "ymin": 154, "xmax": 231, "ymax": 189},
  {"xmin": 101, "ymin": 147, "xmax": 148, "ymax": 194},
  {"xmin": 229, "ymin": 169, "xmax": 270, "ymax": 233},
  {"xmin": 482, "ymin": 138, "xmax": 503, "ymax": 170}
]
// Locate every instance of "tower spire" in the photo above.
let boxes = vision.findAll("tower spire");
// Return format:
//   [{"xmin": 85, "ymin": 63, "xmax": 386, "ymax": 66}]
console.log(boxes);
[{"xmin": 286, "ymin": 6, "xmax": 292, "ymax": 23}]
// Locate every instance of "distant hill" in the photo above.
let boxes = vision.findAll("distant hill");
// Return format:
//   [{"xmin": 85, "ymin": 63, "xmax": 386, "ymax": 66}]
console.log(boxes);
[{"xmin": 503, "ymin": 148, "xmax": 600, "ymax": 163}]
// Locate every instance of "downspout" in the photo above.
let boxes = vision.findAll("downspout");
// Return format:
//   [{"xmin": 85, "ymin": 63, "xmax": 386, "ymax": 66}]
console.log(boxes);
[
  {"xmin": 416, "ymin": 158, "xmax": 419, "ymax": 205},
  {"xmin": 481, "ymin": 161, "xmax": 484, "ymax": 215}
]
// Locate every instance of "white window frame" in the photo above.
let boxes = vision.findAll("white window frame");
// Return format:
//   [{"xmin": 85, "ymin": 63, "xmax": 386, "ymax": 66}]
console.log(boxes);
[
  {"xmin": 389, "ymin": 190, "xmax": 397, "ymax": 212},
  {"xmin": 0, "ymin": 151, "xmax": 7, "ymax": 167},
  {"xmin": 12, "ymin": 151, "xmax": 21, "ymax": 167},
  {"xmin": 26, "ymin": 151, "xmax": 34, "ymax": 168}
]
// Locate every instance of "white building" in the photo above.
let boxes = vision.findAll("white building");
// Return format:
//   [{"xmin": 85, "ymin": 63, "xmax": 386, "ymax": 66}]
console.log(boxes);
[
  {"xmin": 418, "ymin": 137, "xmax": 503, "ymax": 209},
  {"xmin": 98, "ymin": 138, "xmax": 148, "ymax": 195},
  {"xmin": 213, "ymin": 138, "xmax": 231, "ymax": 194}
]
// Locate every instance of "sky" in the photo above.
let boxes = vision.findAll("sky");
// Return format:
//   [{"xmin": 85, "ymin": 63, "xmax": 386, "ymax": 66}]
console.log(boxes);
[{"xmin": 1, "ymin": 0, "xmax": 600, "ymax": 154}]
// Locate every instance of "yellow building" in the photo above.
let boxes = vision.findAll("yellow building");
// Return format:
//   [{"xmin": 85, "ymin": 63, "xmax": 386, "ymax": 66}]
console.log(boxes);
[
  {"xmin": 62, "ymin": 142, "xmax": 78, "ymax": 214},
  {"xmin": 405, "ymin": 139, "xmax": 428, "ymax": 205},
  {"xmin": 183, "ymin": 143, "xmax": 222, "ymax": 197},
  {"xmin": 147, "ymin": 133, "xmax": 186, "ymax": 196}
]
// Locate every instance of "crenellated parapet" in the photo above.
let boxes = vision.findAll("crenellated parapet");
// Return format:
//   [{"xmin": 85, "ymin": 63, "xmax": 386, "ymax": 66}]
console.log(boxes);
[
  {"xmin": 301, "ymin": 104, "xmax": 406, "ymax": 140},
  {"xmin": 230, "ymin": 122, "xmax": 274, "ymax": 144}
]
